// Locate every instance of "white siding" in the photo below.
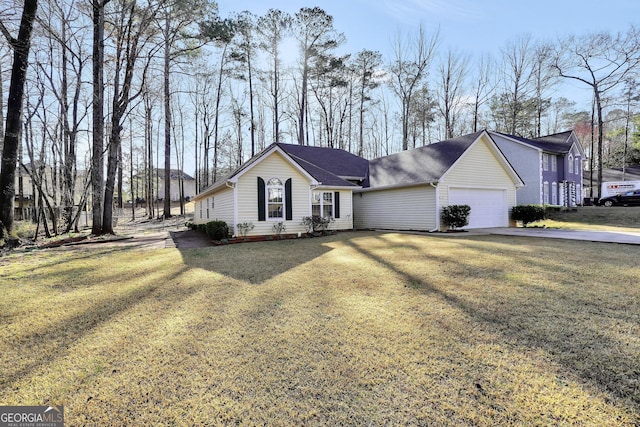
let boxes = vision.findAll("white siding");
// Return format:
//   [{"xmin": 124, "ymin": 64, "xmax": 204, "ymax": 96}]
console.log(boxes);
[
  {"xmin": 211, "ymin": 188, "xmax": 234, "ymax": 226},
  {"xmin": 193, "ymin": 188, "xmax": 234, "ymax": 225},
  {"xmin": 354, "ymin": 185, "xmax": 436, "ymax": 231},
  {"xmin": 236, "ymin": 151, "xmax": 353, "ymax": 236},
  {"xmin": 329, "ymin": 189, "xmax": 354, "ymax": 231}
]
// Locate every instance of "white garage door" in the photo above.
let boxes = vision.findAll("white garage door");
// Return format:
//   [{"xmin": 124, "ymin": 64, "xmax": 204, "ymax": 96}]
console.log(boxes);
[{"xmin": 449, "ymin": 188, "xmax": 508, "ymax": 228}]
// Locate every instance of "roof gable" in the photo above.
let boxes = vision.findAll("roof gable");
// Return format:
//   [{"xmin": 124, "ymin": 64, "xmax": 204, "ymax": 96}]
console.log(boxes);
[
  {"xmin": 493, "ymin": 130, "xmax": 583, "ymax": 156},
  {"xmin": 196, "ymin": 143, "xmax": 361, "ymax": 200},
  {"xmin": 276, "ymin": 143, "xmax": 369, "ymax": 180},
  {"xmin": 364, "ymin": 131, "xmax": 483, "ymax": 188}
]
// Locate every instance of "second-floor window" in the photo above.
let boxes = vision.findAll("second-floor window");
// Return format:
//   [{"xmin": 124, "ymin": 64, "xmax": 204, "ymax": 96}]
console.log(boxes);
[{"xmin": 568, "ymin": 154, "xmax": 574, "ymax": 174}]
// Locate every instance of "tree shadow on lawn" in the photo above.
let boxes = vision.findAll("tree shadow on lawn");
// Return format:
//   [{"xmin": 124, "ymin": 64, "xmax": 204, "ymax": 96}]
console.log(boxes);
[
  {"xmin": 342, "ymin": 234, "xmax": 640, "ymax": 416},
  {"xmin": 0, "ymin": 257, "xmax": 196, "ymax": 396},
  {"xmin": 176, "ymin": 233, "xmax": 340, "ymax": 284}
]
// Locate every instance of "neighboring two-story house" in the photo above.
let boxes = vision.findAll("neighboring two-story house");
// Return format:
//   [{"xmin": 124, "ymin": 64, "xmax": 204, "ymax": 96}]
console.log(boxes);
[{"xmin": 490, "ymin": 131, "xmax": 585, "ymax": 207}]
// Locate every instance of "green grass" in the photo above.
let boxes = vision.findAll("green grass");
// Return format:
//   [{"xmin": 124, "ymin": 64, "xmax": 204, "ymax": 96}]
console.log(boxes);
[{"xmin": 1, "ymin": 232, "xmax": 639, "ymax": 425}]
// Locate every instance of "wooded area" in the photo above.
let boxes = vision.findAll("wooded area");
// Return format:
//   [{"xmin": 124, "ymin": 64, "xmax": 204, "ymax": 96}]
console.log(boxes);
[{"xmin": 1, "ymin": 0, "xmax": 639, "ymax": 238}]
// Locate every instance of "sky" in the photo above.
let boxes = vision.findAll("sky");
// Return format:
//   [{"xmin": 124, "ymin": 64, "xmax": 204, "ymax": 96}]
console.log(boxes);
[{"xmin": 217, "ymin": 0, "xmax": 640, "ymax": 107}]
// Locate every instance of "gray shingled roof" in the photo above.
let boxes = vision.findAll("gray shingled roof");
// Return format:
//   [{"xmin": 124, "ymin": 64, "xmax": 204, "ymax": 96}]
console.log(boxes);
[
  {"xmin": 213, "ymin": 142, "xmax": 367, "ymax": 190},
  {"xmin": 276, "ymin": 143, "xmax": 369, "ymax": 180},
  {"xmin": 364, "ymin": 131, "xmax": 483, "ymax": 188},
  {"xmin": 496, "ymin": 131, "xmax": 574, "ymax": 154}
]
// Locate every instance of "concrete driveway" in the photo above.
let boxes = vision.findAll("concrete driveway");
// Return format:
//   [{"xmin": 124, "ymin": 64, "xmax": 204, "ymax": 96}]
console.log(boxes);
[{"xmin": 477, "ymin": 227, "xmax": 640, "ymax": 245}]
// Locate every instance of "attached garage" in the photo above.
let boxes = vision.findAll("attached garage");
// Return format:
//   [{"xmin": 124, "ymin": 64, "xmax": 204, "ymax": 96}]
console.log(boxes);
[
  {"xmin": 355, "ymin": 130, "xmax": 524, "ymax": 232},
  {"xmin": 448, "ymin": 187, "xmax": 509, "ymax": 228}
]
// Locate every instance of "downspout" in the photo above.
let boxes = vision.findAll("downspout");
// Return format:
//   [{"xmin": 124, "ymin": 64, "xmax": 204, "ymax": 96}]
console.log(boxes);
[{"xmin": 430, "ymin": 182, "xmax": 439, "ymax": 232}]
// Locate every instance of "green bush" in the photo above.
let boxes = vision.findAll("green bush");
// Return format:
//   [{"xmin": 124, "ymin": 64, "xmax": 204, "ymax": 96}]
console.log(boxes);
[
  {"xmin": 205, "ymin": 220, "xmax": 231, "ymax": 240},
  {"xmin": 441, "ymin": 205, "xmax": 471, "ymax": 230},
  {"xmin": 511, "ymin": 204, "xmax": 545, "ymax": 226}
]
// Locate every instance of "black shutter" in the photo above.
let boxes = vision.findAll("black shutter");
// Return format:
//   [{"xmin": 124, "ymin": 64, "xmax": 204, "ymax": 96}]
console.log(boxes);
[
  {"xmin": 285, "ymin": 179, "xmax": 293, "ymax": 220},
  {"xmin": 257, "ymin": 177, "xmax": 266, "ymax": 221},
  {"xmin": 334, "ymin": 191, "xmax": 340, "ymax": 219}
]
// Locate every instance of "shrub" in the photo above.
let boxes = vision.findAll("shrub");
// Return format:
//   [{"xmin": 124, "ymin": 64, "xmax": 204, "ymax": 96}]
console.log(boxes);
[
  {"xmin": 205, "ymin": 220, "xmax": 231, "ymax": 240},
  {"xmin": 301, "ymin": 215, "xmax": 333, "ymax": 233},
  {"xmin": 236, "ymin": 221, "xmax": 254, "ymax": 238},
  {"xmin": 272, "ymin": 221, "xmax": 286, "ymax": 236},
  {"xmin": 511, "ymin": 204, "xmax": 545, "ymax": 226},
  {"xmin": 441, "ymin": 205, "xmax": 471, "ymax": 230}
]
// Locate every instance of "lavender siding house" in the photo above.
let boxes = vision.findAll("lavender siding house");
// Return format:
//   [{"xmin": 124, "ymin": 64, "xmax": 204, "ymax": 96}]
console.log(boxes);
[{"xmin": 490, "ymin": 131, "xmax": 585, "ymax": 207}]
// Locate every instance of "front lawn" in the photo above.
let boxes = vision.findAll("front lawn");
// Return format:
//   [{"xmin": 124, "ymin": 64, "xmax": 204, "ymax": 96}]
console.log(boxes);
[
  {"xmin": 539, "ymin": 205, "xmax": 640, "ymax": 231},
  {"xmin": 1, "ymin": 231, "xmax": 639, "ymax": 425}
]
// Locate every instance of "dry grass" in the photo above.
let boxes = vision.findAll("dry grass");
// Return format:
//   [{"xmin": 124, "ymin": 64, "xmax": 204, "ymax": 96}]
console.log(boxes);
[
  {"xmin": 538, "ymin": 205, "xmax": 640, "ymax": 231},
  {"xmin": 1, "ymin": 231, "xmax": 639, "ymax": 425}
]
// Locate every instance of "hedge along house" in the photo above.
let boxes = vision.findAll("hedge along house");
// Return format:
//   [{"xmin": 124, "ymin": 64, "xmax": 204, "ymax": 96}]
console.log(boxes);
[
  {"xmin": 353, "ymin": 131, "xmax": 524, "ymax": 231},
  {"xmin": 192, "ymin": 143, "xmax": 369, "ymax": 237}
]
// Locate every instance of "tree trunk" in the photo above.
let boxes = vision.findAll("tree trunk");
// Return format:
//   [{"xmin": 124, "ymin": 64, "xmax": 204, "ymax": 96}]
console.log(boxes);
[
  {"xmin": 298, "ymin": 52, "xmax": 309, "ymax": 145},
  {"xmin": 594, "ymin": 87, "xmax": 604, "ymax": 200},
  {"xmin": 163, "ymin": 19, "xmax": 172, "ymax": 218},
  {"xmin": 91, "ymin": 0, "xmax": 108, "ymax": 234},
  {"xmin": 0, "ymin": 0, "xmax": 38, "ymax": 237}
]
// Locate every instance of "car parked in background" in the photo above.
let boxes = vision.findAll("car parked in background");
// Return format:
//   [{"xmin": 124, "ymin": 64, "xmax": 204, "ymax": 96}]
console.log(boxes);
[{"xmin": 599, "ymin": 189, "xmax": 640, "ymax": 206}]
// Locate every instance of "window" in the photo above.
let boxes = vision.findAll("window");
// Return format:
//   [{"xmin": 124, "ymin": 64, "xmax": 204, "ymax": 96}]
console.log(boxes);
[
  {"xmin": 199, "ymin": 201, "xmax": 202, "ymax": 219},
  {"xmin": 552, "ymin": 182, "xmax": 558, "ymax": 205},
  {"xmin": 551, "ymin": 155, "xmax": 557, "ymax": 172},
  {"xmin": 267, "ymin": 178, "xmax": 284, "ymax": 219},
  {"xmin": 568, "ymin": 154, "xmax": 574, "ymax": 174},
  {"xmin": 312, "ymin": 191, "xmax": 333, "ymax": 218},
  {"xmin": 574, "ymin": 157, "xmax": 580, "ymax": 175},
  {"xmin": 543, "ymin": 181, "xmax": 549, "ymax": 204},
  {"xmin": 542, "ymin": 153, "xmax": 549, "ymax": 171}
]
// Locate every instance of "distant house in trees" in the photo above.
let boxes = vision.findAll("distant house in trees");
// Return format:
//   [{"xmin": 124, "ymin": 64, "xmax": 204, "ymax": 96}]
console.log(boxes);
[{"xmin": 132, "ymin": 169, "xmax": 196, "ymax": 202}]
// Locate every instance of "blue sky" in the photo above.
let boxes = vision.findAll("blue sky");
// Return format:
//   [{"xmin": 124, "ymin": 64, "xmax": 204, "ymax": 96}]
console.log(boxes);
[
  {"xmin": 218, "ymin": 0, "xmax": 639, "ymax": 57},
  {"xmin": 217, "ymin": 0, "xmax": 639, "ymax": 106}
]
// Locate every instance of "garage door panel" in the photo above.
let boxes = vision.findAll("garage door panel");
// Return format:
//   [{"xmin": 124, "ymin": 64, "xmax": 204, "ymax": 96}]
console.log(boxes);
[{"xmin": 449, "ymin": 188, "xmax": 508, "ymax": 228}]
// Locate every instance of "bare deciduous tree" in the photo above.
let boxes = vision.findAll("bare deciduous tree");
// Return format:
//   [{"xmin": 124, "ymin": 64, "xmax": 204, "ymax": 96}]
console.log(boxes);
[
  {"xmin": 389, "ymin": 25, "xmax": 439, "ymax": 151},
  {"xmin": 553, "ymin": 26, "xmax": 640, "ymax": 199},
  {"xmin": 0, "ymin": 0, "xmax": 38, "ymax": 239},
  {"xmin": 436, "ymin": 48, "xmax": 468, "ymax": 139}
]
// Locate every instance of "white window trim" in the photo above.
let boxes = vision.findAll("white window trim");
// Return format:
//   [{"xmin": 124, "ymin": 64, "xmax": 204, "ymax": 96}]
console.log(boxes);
[
  {"xmin": 266, "ymin": 177, "xmax": 285, "ymax": 220},
  {"xmin": 568, "ymin": 154, "xmax": 574, "ymax": 174},
  {"xmin": 543, "ymin": 181, "xmax": 549, "ymax": 205},
  {"xmin": 311, "ymin": 190, "xmax": 334, "ymax": 218}
]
